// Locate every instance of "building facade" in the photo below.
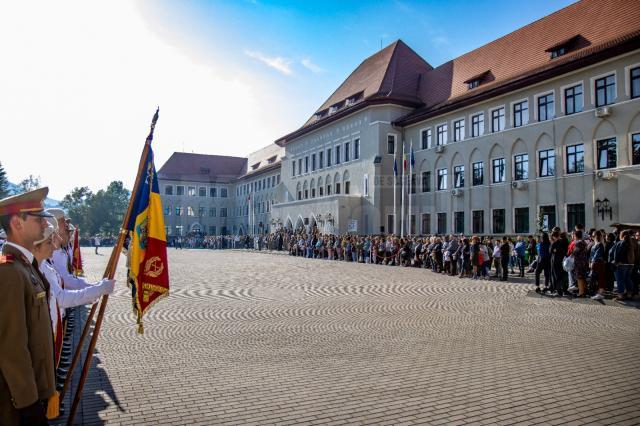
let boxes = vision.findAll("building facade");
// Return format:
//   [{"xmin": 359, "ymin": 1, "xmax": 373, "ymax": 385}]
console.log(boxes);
[{"xmin": 159, "ymin": 0, "xmax": 640, "ymax": 237}]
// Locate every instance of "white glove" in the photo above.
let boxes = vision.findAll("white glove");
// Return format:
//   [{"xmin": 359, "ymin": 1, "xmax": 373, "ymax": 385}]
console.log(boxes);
[{"xmin": 99, "ymin": 278, "xmax": 116, "ymax": 295}]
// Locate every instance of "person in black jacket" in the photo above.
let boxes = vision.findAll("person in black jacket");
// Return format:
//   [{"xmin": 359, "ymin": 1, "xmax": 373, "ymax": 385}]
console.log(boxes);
[
  {"xmin": 550, "ymin": 230, "xmax": 569, "ymax": 296},
  {"xmin": 499, "ymin": 238, "xmax": 510, "ymax": 281}
]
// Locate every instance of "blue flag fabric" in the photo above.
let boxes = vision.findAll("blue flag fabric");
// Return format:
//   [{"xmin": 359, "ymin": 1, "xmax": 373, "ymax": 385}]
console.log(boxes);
[{"xmin": 393, "ymin": 158, "xmax": 398, "ymax": 176}]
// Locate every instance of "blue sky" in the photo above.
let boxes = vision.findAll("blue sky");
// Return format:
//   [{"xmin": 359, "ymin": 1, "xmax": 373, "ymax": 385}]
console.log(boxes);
[{"xmin": 1, "ymin": 0, "xmax": 575, "ymax": 199}]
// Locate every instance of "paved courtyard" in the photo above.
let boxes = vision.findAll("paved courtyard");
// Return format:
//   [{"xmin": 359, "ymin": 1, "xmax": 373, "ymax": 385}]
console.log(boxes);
[{"xmin": 59, "ymin": 248, "xmax": 640, "ymax": 425}]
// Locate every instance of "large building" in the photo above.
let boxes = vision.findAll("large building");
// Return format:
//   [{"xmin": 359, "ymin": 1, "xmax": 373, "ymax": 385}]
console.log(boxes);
[{"xmin": 159, "ymin": 0, "xmax": 640, "ymax": 237}]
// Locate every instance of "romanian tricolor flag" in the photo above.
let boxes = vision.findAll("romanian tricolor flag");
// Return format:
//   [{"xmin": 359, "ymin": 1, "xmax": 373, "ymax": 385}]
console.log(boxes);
[
  {"xmin": 72, "ymin": 227, "xmax": 83, "ymax": 276},
  {"xmin": 126, "ymin": 137, "xmax": 169, "ymax": 333}
]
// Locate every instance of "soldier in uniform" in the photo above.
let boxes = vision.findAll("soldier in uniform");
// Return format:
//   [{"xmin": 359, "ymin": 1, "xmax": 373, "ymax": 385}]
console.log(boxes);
[{"xmin": 0, "ymin": 187, "xmax": 56, "ymax": 425}]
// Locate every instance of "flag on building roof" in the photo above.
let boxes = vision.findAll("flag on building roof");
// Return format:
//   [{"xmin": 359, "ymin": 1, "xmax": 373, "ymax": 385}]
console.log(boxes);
[{"xmin": 126, "ymin": 134, "xmax": 169, "ymax": 334}]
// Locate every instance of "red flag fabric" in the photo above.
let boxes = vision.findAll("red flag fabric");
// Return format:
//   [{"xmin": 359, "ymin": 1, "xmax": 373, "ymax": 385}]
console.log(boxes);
[{"xmin": 72, "ymin": 227, "xmax": 84, "ymax": 275}]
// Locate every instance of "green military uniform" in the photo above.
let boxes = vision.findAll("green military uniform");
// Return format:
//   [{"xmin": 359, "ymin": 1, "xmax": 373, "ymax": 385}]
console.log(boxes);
[{"xmin": 0, "ymin": 188, "xmax": 56, "ymax": 425}]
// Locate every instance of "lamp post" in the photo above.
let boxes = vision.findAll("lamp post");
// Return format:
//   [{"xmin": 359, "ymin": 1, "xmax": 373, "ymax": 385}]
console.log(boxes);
[{"xmin": 595, "ymin": 198, "xmax": 613, "ymax": 221}]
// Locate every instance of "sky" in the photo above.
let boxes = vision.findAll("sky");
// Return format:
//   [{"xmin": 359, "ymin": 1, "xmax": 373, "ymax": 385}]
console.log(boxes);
[{"xmin": 0, "ymin": 0, "xmax": 575, "ymax": 200}]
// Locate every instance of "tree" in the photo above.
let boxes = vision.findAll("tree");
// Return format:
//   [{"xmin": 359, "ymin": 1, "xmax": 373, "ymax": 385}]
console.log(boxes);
[
  {"xmin": 0, "ymin": 162, "xmax": 9, "ymax": 198},
  {"xmin": 87, "ymin": 181, "xmax": 130, "ymax": 236},
  {"xmin": 60, "ymin": 187, "xmax": 94, "ymax": 234},
  {"xmin": 17, "ymin": 175, "xmax": 41, "ymax": 193}
]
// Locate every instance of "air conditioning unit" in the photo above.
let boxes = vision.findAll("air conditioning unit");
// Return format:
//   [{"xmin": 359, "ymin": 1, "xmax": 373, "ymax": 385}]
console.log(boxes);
[
  {"xmin": 511, "ymin": 180, "xmax": 527, "ymax": 190},
  {"xmin": 596, "ymin": 170, "xmax": 616, "ymax": 180},
  {"xmin": 451, "ymin": 188, "xmax": 463, "ymax": 197},
  {"xmin": 595, "ymin": 106, "xmax": 612, "ymax": 118},
  {"xmin": 435, "ymin": 145, "xmax": 445, "ymax": 154}
]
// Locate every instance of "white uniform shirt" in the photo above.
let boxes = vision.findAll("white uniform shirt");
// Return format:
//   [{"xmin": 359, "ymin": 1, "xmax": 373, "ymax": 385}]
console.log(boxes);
[
  {"xmin": 51, "ymin": 248, "xmax": 92, "ymax": 290},
  {"xmin": 40, "ymin": 260, "xmax": 104, "ymax": 335}
]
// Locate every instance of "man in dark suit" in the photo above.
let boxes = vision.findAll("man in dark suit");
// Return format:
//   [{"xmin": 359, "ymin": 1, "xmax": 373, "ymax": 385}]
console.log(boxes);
[{"xmin": 0, "ymin": 187, "xmax": 56, "ymax": 425}]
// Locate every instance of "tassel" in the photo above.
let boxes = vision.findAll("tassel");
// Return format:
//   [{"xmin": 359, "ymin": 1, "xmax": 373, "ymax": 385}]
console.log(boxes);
[{"xmin": 46, "ymin": 391, "xmax": 60, "ymax": 420}]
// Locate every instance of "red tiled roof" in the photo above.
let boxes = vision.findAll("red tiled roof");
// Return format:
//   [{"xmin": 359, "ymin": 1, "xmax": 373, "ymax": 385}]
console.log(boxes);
[
  {"xmin": 399, "ymin": 0, "xmax": 640, "ymax": 124},
  {"xmin": 276, "ymin": 40, "xmax": 433, "ymax": 145},
  {"xmin": 158, "ymin": 152, "xmax": 247, "ymax": 183}
]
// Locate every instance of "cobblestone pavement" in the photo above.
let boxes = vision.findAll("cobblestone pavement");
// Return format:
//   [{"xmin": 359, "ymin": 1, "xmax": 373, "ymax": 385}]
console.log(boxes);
[{"xmin": 58, "ymin": 248, "xmax": 640, "ymax": 425}]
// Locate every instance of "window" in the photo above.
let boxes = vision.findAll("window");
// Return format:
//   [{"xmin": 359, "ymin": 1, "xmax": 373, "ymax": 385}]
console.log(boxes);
[
  {"xmin": 566, "ymin": 144, "xmax": 584, "ymax": 174},
  {"xmin": 311, "ymin": 188, "xmax": 316, "ymax": 198},
  {"xmin": 564, "ymin": 84, "xmax": 583, "ymax": 115},
  {"xmin": 335, "ymin": 182, "xmax": 341, "ymax": 194},
  {"xmin": 513, "ymin": 100, "xmax": 528, "ymax": 127},
  {"xmin": 277, "ymin": 175, "xmax": 280, "ymax": 184},
  {"xmin": 471, "ymin": 113, "xmax": 484, "ymax": 137},
  {"xmin": 633, "ymin": 133, "xmax": 640, "ymax": 165},
  {"xmin": 209, "ymin": 207, "xmax": 216, "ymax": 217},
  {"xmin": 387, "ymin": 135, "xmax": 396, "ymax": 154},
  {"xmin": 454, "ymin": 212, "xmax": 464, "ymax": 234},
  {"xmin": 327, "ymin": 148, "xmax": 332, "ymax": 167},
  {"xmin": 491, "ymin": 107, "xmax": 505, "ymax": 132},
  {"xmin": 410, "ymin": 174, "xmax": 416, "ymax": 194},
  {"xmin": 297, "ymin": 190, "xmax": 302, "ymax": 200},
  {"xmin": 387, "ymin": 215, "xmax": 395, "ymax": 234},
  {"xmin": 198, "ymin": 187, "xmax": 206, "ymax": 197},
  {"xmin": 437, "ymin": 213, "xmax": 447, "ymax": 235},
  {"xmin": 220, "ymin": 188, "xmax": 228, "ymax": 198},
  {"xmin": 492, "ymin": 158, "xmax": 506, "ymax": 183},
  {"xmin": 537, "ymin": 93, "xmax": 554, "ymax": 121},
  {"xmin": 305, "ymin": 156, "xmax": 309, "ymax": 173},
  {"xmin": 344, "ymin": 181, "xmax": 350, "ymax": 194},
  {"xmin": 187, "ymin": 206, "xmax": 195, "ymax": 216},
  {"xmin": 567, "ymin": 204, "xmax": 585, "ymax": 232},
  {"xmin": 632, "ymin": 67, "xmax": 640, "ymax": 99},
  {"xmin": 436, "ymin": 124, "xmax": 447, "ymax": 146},
  {"xmin": 175, "ymin": 225, "xmax": 183, "ymax": 236},
  {"xmin": 472, "ymin": 210, "xmax": 484, "ymax": 234},
  {"xmin": 364, "ymin": 174, "xmax": 369, "ymax": 197},
  {"xmin": 538, "ymin": 149, "xmax": 555, "ymax": 177},
  {"xmin": 514, "ymin": 207, "xmax": 529, "ymax": 233},
  {"xmin": 187, "ymin": 186, "xmax": 196, "ymax": 196},
  {"xmin": 597, "ymin": 138, "xmax": 617, "ymax": 169},
  {"xmin": 437, "ymin": 168, "xmax": 447, "ymax": 191},
  {"xmin": 345, "ymin": 142, "xmax": 350, "ymax": 162},
  {"xmin": 312, "ymin": 154, "xmax": 316, "ymax": 171},
  {"xmin": 198, "ymin": 206, "xmax": 206, "ymax": 217},
  {"xmin": 319, "ymin": 151, "xmax": 324, "ymax": 169},
  {"xmin": 421, "ymin": 128, "xmax": 432, "ymax": 150},
  {"xmin": 453, "ymin": 119, "xmax": 465, "ymax": 142},
  {"xmin": 472, "ymin": 162, "xmax": 484, "ymax": 186},
  {"xmin": 453, "ymin": 165, "xmax": 464, "ymax": 188},
  {"xmin": 209, "ymin": 226, "xmax": 216, "ymax": 235},
  {"xmin": 354, "ymin": 138, "xmax": 360, "ymax": 160},
  {"xmin": 595, "ymin": 75, "xmax": 615, "ymax": 107},
  {"xmin": 319, "ymin": 186, "xmax": 324, "ymax": 196},
  {"xmin": 304, "ymin": 188, "xmax": 309, "ymax": 199},
  {"xmin": 421, "ymin": 171, "xmax": 431, "ymax": 192},
  {"xmin": 539, "ymin": 206, "xmax": 556, "ymax": 231},
  {"xmin": 514, "ymin": 154, "xmax": 529, "ymax": 181},
  {"xmin": 326, "ymin": 184, "xmax": 331, "ymax": 196},
  {"xmin": 220, "ymin": 208, "xmax": 227, "ymax": 217},
  {"xmin": 550, "ymin": 46, "xmax": 566, "ymax": 59},
  {"xmin": 164, "ymin": 205, "xmax": 171, "ymax": 216},
  {"xmin": 165, "ymin": 185, "xmax": 173, "ymax": 195},
  {"xmin": 467, "ymin": 79, "xmax": 481, "ymax": 90},
  {"xmin": 493, "ymin": 209, "xmax": 505, "ymax": 234},
  {"xmin": 298, "ymin": 158, "xmax": 302, "ymax": 175},
  {"xmin": 421, "ymin": 213, "xmax": 431, "ymax": 235},
  {"xmin": 336, "ymin": 146, "xmax": 341, "ymax": 164},
  {"xmin": 176, "ymin": 185, "xmax": 184, "ymax": 196},
  {"xmin": 175, "ymin": 206, "xmax": 183, "ymax": 216},
  {"xmin": 272, "ymin": 176, "xmax": 276, "ymax": 187}
]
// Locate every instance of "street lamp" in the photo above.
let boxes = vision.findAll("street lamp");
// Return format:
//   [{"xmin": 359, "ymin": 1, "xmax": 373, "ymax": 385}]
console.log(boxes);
[{"xmin": 595, "ymin": 198, "xmax": 612, "ymax": 221}]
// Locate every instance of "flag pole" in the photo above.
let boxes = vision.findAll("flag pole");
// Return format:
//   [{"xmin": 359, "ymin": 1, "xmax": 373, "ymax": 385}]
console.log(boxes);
[
  {"xmin": 66, "ymin": 108, "xmax": 159, "ymax": 425},
  {"xmin": 393, "ymin": 141, "xmax": 397, "ymax": 235},
  {"xmin": 409, "ymin": 139, "xmax": 412, "ymax": 236},
  {"xmin": 400, "ymin": 140, "xmax": 405, "ymax": 239}
]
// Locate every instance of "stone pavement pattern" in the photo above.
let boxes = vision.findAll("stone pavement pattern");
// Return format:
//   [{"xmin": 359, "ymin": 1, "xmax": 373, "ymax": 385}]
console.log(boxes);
[{"xmin": 59, "ymin": 249, "xmax": 640, "ymax": 425}]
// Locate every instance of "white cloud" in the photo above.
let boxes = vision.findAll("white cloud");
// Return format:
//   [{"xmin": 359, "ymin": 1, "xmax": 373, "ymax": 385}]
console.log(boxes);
[
  {"xmin": 0, "ymin": 1, "xmax": 291, "ymax": 200},
  {"xmin": 301, "ymin": 58, "xmax": 325, "ymax": 74},
  {"xmin": 244, "ymin": 50, "xmax": 293, "ymax": 75}
]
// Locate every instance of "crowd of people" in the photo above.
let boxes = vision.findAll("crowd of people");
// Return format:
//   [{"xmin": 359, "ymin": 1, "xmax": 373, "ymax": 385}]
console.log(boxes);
[{"xmin": 169, "ymin": 224, "xmax": 639, "ymax": 302}]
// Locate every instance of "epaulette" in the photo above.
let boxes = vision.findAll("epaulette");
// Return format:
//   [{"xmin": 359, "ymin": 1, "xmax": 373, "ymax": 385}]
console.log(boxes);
[{"xmin": 0, "ymin": 254, "xmax": 15, "ymax": 264}]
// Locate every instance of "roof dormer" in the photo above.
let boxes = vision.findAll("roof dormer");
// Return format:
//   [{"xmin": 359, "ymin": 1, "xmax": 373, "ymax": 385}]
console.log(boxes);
[
  {"xmin": 463, "ymin": 70, "xmax": 491, "ymax": 90},
  {"xmin": 545, "ymin": 35, "xmax": 583, "ymax": 59}
]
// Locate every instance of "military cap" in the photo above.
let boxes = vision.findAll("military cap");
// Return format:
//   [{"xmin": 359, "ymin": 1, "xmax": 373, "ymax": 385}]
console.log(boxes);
[
  {"xmin": 0, "ymin": 187, "xmax": 53, "ymax": 218},
  {"xmin": 34, "ymin": 223, "xmax": 56, "ymax": 245},
  {"xmin": 46, "ymin": 208, "xmax": 66, "ymax": 220}
]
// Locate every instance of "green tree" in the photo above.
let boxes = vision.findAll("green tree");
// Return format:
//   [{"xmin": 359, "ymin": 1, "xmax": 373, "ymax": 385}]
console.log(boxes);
[
  {"xmin": 60, "ymin": 187, "xmax": 94, "ymax": 234},
  {"xmin": 17, "ymin": 175, "xmax": 41, "ymax": 193},
  {"xmin": 0, "ymin": 162, "xmax": 9, "ymax": 198},
  {"xmin": 88, "ymin": 181, "xmax": 130, "ymax": 236}
]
